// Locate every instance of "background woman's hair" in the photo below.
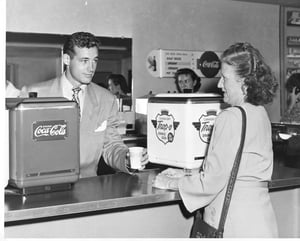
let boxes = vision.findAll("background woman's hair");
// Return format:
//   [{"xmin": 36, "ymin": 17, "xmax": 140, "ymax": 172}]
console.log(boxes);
[
  {"xmin": 174, "ymin": 68, "xmax": 201, "ymax": 93},
  {"xmin": 285, "ymin": 73, "xmax": 300, "ymax": 93},
  {"xmin": 107, "ymin": 74, "xmax": 129, "ymax": 94},
  {"xmin": 221, "ymin": 42, "xmax": 278, "ymax": 105}
]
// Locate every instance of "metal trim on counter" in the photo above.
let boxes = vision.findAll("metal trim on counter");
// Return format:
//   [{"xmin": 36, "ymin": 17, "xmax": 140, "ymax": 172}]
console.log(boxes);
[
  {"xmin": 269, "ymin": 160, "xmax": 300, "ymax": 189},
  {"xmin": 269, "ymin": 178, "xmax": 300, "ymax": 189},
  {"xmin": 5, "ymin": 162, "xmax": 300, "ymax": 224},
  {"xmin": 121, "ymin": 134, "xmax": 147, "ymax": 143}
]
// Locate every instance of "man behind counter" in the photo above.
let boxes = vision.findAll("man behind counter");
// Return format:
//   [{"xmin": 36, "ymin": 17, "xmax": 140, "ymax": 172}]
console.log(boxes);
[{"xmin": 21, "ymin": 31, "xmax": 148, "ymax": 178}]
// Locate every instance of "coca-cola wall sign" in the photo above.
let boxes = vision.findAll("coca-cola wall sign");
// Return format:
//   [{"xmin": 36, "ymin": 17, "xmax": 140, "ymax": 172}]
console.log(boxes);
[
  {"xmin": 197, "ymin": 51, "xmax": 221, "ymax": 78},
  {"xmin": 146, "ymin": 49, "xmax": 221, "ymax": 78},
  {"xmin": 33, "ymin": 120, "xmax": 68, "ymax": 141}
]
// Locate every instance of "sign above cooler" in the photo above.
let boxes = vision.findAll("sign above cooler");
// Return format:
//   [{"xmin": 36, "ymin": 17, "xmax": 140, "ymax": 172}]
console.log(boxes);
[{"xmin": 147, "ymin": 49, "xmax": 222, "ymax": 78}]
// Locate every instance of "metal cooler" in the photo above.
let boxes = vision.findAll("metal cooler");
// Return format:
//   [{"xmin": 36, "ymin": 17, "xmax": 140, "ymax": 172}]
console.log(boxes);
[
  {"xmin": 147, "ymin": 93, "xmax": 223, "ymax": 169},
  {"xmin": 6, "ymin": 97, "xmax": 80, "ymax": 194}
]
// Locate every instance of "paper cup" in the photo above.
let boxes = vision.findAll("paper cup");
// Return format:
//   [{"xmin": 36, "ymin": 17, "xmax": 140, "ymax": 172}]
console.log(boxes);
[{"xmin": 129, "ymin": 147, "xmax": 144, "ymax": 169}]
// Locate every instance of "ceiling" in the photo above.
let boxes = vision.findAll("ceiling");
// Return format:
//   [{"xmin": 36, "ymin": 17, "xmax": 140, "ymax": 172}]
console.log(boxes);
[{"xmin": 233, "ymin": 0, "xmax": 300, "ymax": 7}]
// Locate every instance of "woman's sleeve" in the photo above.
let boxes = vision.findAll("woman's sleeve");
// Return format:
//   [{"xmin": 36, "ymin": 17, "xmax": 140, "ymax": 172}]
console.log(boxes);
[{"xmin": 178, "ymin": 109, "xmax": 242, "ymax": 212}]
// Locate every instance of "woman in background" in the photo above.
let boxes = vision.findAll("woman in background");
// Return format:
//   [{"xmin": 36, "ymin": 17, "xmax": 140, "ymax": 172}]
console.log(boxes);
[
  {"xmin": 174, "ymin": 68, "xmax": 201, "ymax": 93},
  {"xmin": 281, "ymin": 72, "xmax": 300, "ymax": 123},
  {"xmin": 155, "ymin": 42, "xmax": 278, "ymax": 237},
  {"xmin": 280, "ymin": 73, "xmax": 300, "ymax": 166},
  {"xmin": 107, "ymin": 74, "xmax": 130, "ymax": 97},
  {"xmin": 107, "ymin": 74, "xmax": 132, "ymax": 110}
]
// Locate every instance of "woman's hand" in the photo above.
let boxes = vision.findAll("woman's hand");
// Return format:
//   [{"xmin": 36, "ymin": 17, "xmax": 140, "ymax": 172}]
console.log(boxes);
[{"xmin": 153, "ymin": 168, "xmax": 186, "ymax": 190}]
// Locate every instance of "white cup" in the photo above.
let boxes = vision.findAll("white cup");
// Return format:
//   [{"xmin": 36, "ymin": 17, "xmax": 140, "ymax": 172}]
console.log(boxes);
[{"xmin": 129, "ymin": 147, "xmax": 144, "ymax": 170}]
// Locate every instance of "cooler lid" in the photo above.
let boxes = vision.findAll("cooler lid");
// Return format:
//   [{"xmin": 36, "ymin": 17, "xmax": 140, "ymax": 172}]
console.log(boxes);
[
  {"xmin": 6, "ymin": 97, "xmax": 73, "ymax": 110},
  {"xmin": 148, "ymin": 93, "xmax": 223, "ymax": 104}
]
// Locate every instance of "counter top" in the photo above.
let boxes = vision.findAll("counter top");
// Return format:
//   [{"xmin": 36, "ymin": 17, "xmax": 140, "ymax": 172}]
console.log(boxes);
[
  {"xmin": 270, "ymin": 161, "xmax": 300, "ymax": 189},
  {"xmin": 5, "ymin": 160, "xmax": 300, "ymax": 223},
  {"xmin": 121, "ymin": 133, "xmax": 146, "ymax": 142},
  {"xmin": 5, "ymin": 169, "xmax": 179, "ymax": 223}
]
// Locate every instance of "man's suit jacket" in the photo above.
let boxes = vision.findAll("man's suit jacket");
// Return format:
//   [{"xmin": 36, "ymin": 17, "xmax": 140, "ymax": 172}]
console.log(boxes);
[{"xmin": 21, "ymin": 76, "xmax": 129, "ymax": 178}]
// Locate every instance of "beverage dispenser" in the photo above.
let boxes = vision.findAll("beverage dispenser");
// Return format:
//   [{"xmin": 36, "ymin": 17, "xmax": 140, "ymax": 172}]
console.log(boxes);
[
  {"xmin": 6, "ymin": 97, "xmax": 80, "ymax": 195},
  {"xmin": 147, "ymin": 93, "xmax": 223, "ymax": 169}
]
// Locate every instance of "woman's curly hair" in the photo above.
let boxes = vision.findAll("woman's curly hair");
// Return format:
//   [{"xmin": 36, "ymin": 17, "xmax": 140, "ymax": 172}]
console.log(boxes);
[{"xmin": 221, "ymin": 42, "xmax": 278, "ymax": 105}]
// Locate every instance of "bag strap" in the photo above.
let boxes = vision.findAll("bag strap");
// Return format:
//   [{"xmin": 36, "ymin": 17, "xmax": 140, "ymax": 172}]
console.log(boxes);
[{"xmin": 217, "ymin": 106, "xmax": 246, "ymax": 233}]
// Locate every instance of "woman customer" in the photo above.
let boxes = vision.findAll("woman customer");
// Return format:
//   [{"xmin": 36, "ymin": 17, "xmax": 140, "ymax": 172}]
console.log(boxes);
[
  {"xmin": 155, "ymin": 42, "xmax": 279, "ymax": 237},
  {"xmin": 174, "ymin": 68, "xmax": 201, "ymax": 93}
]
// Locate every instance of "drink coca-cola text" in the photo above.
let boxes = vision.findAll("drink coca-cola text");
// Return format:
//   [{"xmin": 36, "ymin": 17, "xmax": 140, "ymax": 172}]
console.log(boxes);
[
  {"xmin": 33, "ymin": 120, "xmax": 68, "ymax": 141},
  {"xmin": 202, "ymin": 60, "xmax": 220, "ymax": 69},
  {"xmin": 34, "ymin": 124, "xmax": 66, "ymax": 137}
]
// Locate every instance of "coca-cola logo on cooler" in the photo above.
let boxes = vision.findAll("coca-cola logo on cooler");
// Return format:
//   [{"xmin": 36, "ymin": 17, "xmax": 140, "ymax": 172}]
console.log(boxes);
[
  {"xmin": 33, "ymin": 120, "xmax": 68, "ymax": 141},
  {"xmin": 197, "ymin": 51, "xmax": 221, "ymax": 78}
]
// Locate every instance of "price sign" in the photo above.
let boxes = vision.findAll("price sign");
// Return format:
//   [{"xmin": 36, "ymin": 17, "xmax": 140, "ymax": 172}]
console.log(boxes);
[
  {"xmin": 147, "ymin": 49, "xmax": 221, "ymax": 78},
  {"xmin": 161, "ymin": 50, "xmax": 194, "ymax": 76}
]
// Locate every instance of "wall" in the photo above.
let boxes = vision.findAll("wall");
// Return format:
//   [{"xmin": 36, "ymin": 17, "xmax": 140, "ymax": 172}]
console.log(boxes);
[
  {"xmin": 6, "ymin": 46, "xmax": 63, "ymax": 89},
  {"xmin": 6, "ymin": 0, "xmax": 281, "ymax": 121},
  {"xmin": 131, "ymin": 0, "xmax": 280, "ymax": 121},
  {"xmin": 280, "ymin": 6, "xmax": 300, "ymax": 115}
]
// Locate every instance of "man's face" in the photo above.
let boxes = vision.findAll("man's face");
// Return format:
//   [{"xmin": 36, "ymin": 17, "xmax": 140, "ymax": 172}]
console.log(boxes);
[{"xmin": 65, "ymin": 46, "xmax": 99, "ymax": 86}]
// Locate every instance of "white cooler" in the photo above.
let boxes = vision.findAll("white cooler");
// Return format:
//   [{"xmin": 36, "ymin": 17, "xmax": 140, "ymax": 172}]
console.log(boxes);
[{"xmin": 147, "ymin": 93, "xmax": 223, "ymax": 169}]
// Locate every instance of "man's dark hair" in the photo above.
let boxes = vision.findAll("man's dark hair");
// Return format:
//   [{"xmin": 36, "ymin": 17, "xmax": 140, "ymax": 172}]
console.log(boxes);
[{"xmin": 63, "ymin": 32, "xmax": 100, "ymax": 58}]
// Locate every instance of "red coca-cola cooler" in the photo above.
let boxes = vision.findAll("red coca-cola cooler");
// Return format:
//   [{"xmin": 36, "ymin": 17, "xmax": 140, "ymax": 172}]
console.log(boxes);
[{"xmin": 6, "ymin": 97, "xmax": 80, "ymax": 195}]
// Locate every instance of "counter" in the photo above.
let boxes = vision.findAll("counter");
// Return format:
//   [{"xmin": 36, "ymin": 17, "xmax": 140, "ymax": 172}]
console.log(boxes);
[
  {"xmin": 4, "ymin": 159, "xmax": 300, "ymax": 238},
  {"xmin": 5, "ymin": 169, "xmax": 178, "ymax": 223},
  {"xmin": 121, "ymin": 133, "xmax": 147, "ymax": 147},
  {"xmin": 5, "ymin": 168, "xmax": 193, "ymax": 238}
]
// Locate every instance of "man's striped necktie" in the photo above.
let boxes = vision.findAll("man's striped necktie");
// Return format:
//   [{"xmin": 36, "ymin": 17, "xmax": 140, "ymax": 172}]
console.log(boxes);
[{"xmin": 72, "ymin": 86, "xmax": 81, "ymax": 117}]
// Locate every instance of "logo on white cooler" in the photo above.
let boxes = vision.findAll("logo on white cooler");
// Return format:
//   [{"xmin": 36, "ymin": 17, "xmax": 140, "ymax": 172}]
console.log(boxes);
[
  {"xmin": 33, "ymin": 120, "xmax": 68, "ymax": 141},
  {"xmin": 151, "ymin": 110, "xmax": 180, "ymax": 144},
  {"xmin": 192, "ymin": 110, "xmax": 217, "ymax": 143}
]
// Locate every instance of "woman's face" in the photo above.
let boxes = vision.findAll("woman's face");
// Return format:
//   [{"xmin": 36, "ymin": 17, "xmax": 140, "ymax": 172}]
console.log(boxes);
[
  {"xmin": 288, "ymin": 86, "xmax": 300, "ymax": 103},
  {"xmin": 108, "ymin": 79, "xmax": 119, "ymax": 94},
  {"xmin": 177, "ymin": 74, "xmax": 195, "ymax": 92},
  {"xmin": 218, "ymin": 63, "xmax": 245, "ymax": 106}
]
